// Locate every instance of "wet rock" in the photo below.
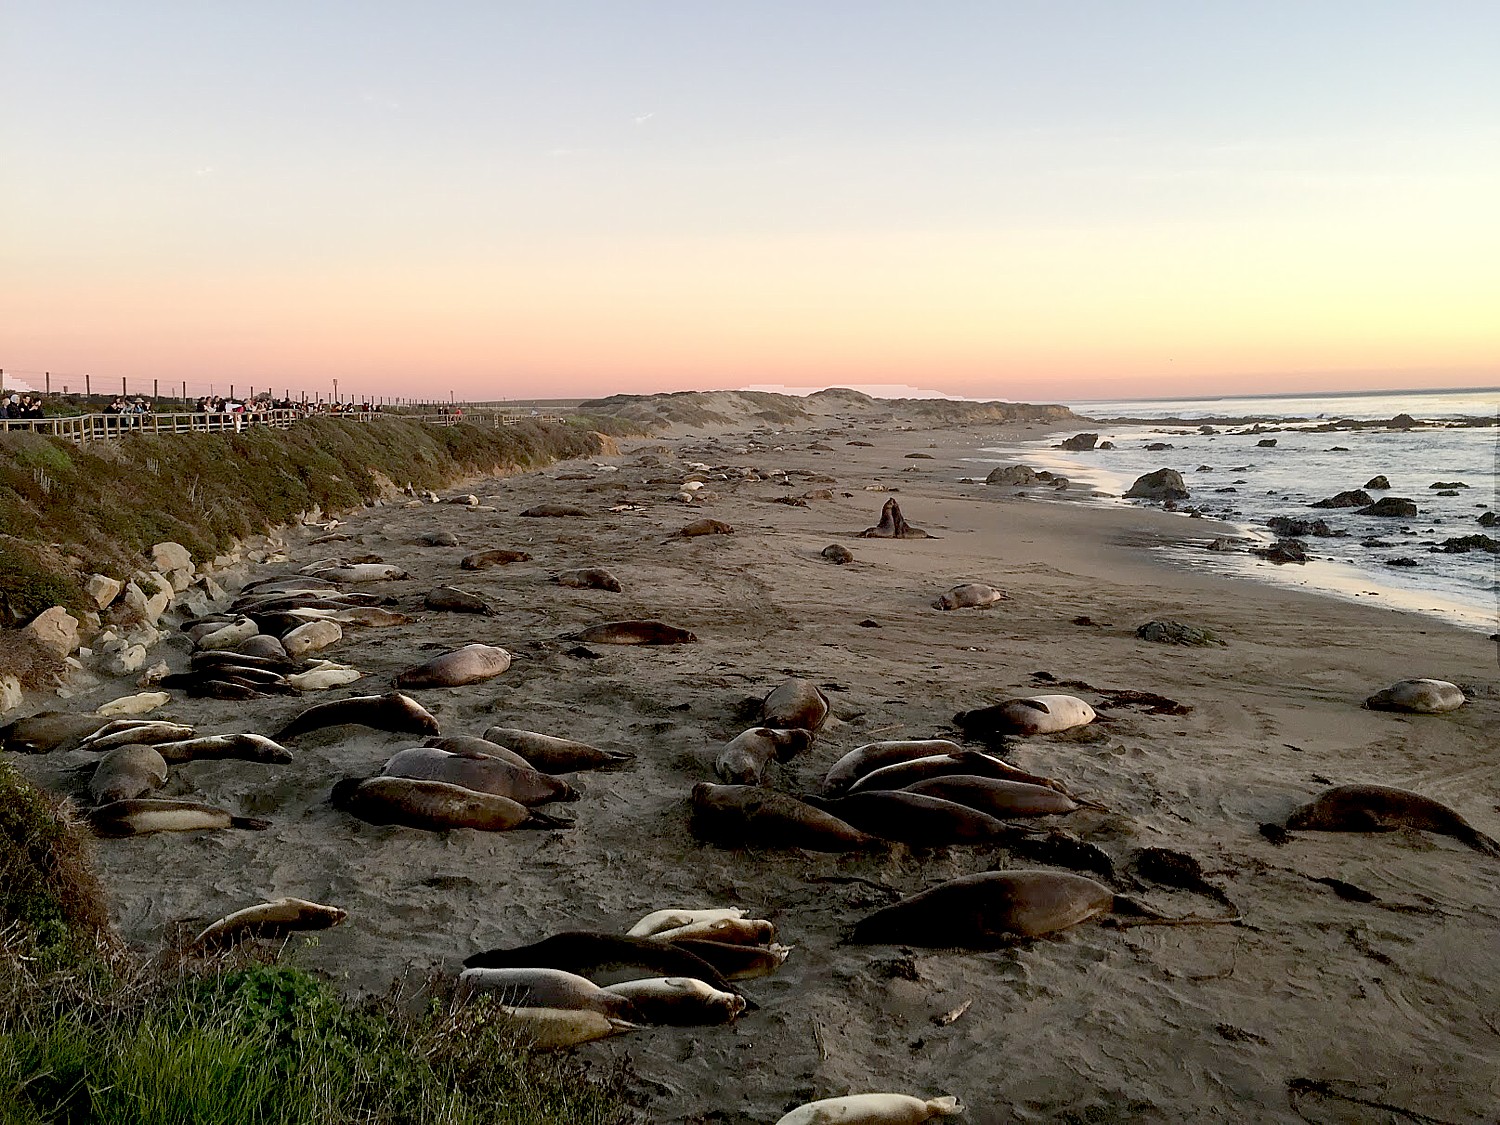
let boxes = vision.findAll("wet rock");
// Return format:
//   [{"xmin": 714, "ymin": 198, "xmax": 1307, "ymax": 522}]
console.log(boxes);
[
  {"xmin": 1386, "ymin": 557, "xmax": 1419, "ymax": 568},
  {"xmin": 1388, "ymin": 413, "xmax": 1417, "ymax": 429},
  {"xmin": 1135, "ymin": 619, "xmax": 1227, "ymax": 646},
  {"xmin": 984, "ymin": 464, "xmax": 1041, "ymax": 486},
  {"xmin": 1251, "ymin": 538, "xmax": 1308, "ymax": 564},
  {"xmin": 1256, "ymin": 438, "xmax": 1277, "ymax": 447},
  {"xmin": 1434, "ymin": 534, "xmax": 1499, "ymax": 554},
  {"xmin": 1124, "ymin": 469, "xmax": 1189, "ymax": 501},
  {"xmin": 1098, "ymin": 440, "xmax": 1116, "ymax": 450},
  {"xmin": 1146, "ymin": 442, "xmax": 1174, "ymax": 451},
  {"xmin": 1312, "ymin": 489, "xmax": 1371, "ymax": 509},
  {"xmin": 1479, "ymin": 512, "xmax": 1498, "ymax": 527},
  {"xmin": 1364, "ymin": 475, "xmax": 1390, "ymax": 490},
  {"xmin": 1429, "ymin": 481, "xmax": 1468, "ymax": 489},
  {"xmin": 1060, "ymin": 433, "xmax": 1099, "ymax": 451},
  {"xmin": 1358, "ymin": 497, "xmax": 1418, "ymax": 518}
]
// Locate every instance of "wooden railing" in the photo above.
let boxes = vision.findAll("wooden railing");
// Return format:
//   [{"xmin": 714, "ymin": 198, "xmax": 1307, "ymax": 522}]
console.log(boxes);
[{"xmin": 0, "ymin": 409, "xmax": 567, "ymax": 443}]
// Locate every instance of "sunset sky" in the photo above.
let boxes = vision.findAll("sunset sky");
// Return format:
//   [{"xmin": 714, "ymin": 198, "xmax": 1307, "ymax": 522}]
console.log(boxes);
[{"xmin": 4, "ymin": 3, "xmax": 1497, "ymax": 404}]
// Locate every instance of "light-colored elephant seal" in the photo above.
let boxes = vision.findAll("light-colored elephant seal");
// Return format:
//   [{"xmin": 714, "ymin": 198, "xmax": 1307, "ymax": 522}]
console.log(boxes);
[
  {"xmin": 821, "ymin": 543, "xmax": 854, "ymax": 564},
  {"xmin": 776, "ymin": 1094, "xmax": 964, "ymax": 1125},
  {"xmin": 287, "ymin": 662, "xmax": 363, "ymax": 691},
  {"xmin": 195, "ymin": 617, "xmax": 261, "ymax": 651},
  {"xmin": 668, "ymin": 938, "xmax": 792, "ymax": 981},
  {"xmin": 235, "ymin": 634, "xmax": 290, "ymax": 661},
  {"xmin": 420, "ymin": 530, "xmax": 460, "ymax": 546},
  {"xmin": 425, "ymin": 734, "xmax": 536, "ymax": 771},
  {"xmin": 455, "ymin": 967, "xmax": 634, "ymax": 1018},
  {"xmin": 492, "ymin": 1007, "xmax": 641, "ymax": 1050},
  {"xmin": 570, "ymin": 620, "xmax": 698, "ymax": 645},
  {"xmin": 151, "ymin": 733, "xmax": 293, "ymax": 765},
  {"xmin": 847, "ymin": 750, "xmax": 1065, "ymax": 796},
  {"xmin": 281, "ymin": 619, "xmax": 342, "ymax": 659},
  {"xmin": 460, "ymin": 548, "xmax": 531, "ymax": 570},
  {"xmin": 652, "ymin": 917, "xmax": 774, "ymax": 946},
  {"xmin": 190, "ymin": 897, "xmax": 347, "ymax": 952},
  {"xmin": 1285, "ymin": 784, "xmax": 1499, "ymax": 855},
  {"xmin": 309, "ymin": 563, "xmax": 411, "ymax": 582},
  {"xmin": 275, "ymin": 692, "xmax": 440, "ymax": 740},
  {"xmin": 678, "ymin": 518, "xmax": 733, "ymax": 537},
  {"xmin": 715, "ymin": 727, "xmax": 815, "ymax": 785},
  {"xmin": 822, "ymin": 739, "xmax": 966, "ymax": 795},
  {"xmin": 88, "ymin": 799, "xmax": 271, "ymax": 838},
  {"xmin": 626, "ymin": 907, "xmax": 745, "ymax": 939},
  {"xmin": 554, "ymin": 568, "xmax": 622, "ymax": 592},
  {"xmin": 330, "ymin": 607, "xmax": 413, "ymax": 628},
  {"xmin": 462, "ymin": 931, "xmax": 733, "ymax": 993},
  {"xmin": 759, "ymin": 678, "xmax": 830, "ymax": 733},
  {"xmin": 381, "ymin": 746, "xmax": 577, "ymax": 805},
  {"xmin": 423, "ymin": 587, "xmax": 496, "ymax": 615},
  {"xmin": 598, "ymin": 977, "xmax": 745, "ymax": 1026},
  {"xmin": 691, "ymin": 782, "xmax": 880, "ymax": 852},
  {"xmin": 954, "ymin": 694, "xmax": 1096, "ymax": 737},
  {"xmin": 1363, "ymin": 679, "xmax": 1466, "ymax": 713},
  {"xmin": 903, "ymin": 775, "xmax": 1079, "ymax": 818},
  {"xmin": 852, "ymin": 870, "xmax": 1116, "ymax": 944},
  {"xmin": 393, "ymin": 644, "xmax": 512, "ymax": 689},
  {"xmin": 89, "ymin": 744, "xmax": 169, "ymax": 804},
  {"xmin": 479, "ymin": 728, "xmax": 635, "ymax": 772},
  {"xmin": 79, "ymin": 720, "xmax": 197, "ymax": 753},
  {"xmin": 858, "ymin": 498, "xmax": 931, "ymax": 539},
  {"xmin": 330, "ymin": 776, "xmax": 570, "ymax": 832},
  {"xmin": 934, "ymin": 583, "xmax": 1005, "ymax": 610}
]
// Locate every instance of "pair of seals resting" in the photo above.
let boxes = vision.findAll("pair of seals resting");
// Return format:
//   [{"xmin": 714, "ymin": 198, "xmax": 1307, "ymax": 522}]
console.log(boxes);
[
  {"xmin": 331, "ymin": 776, "xmax": 570, "ymax": 832},
  {"xmin": 479, "ymin": 727, "xmax": 635, "ymax": 772},
  {"xmin": 380, "ymin": 745, "xmax": 577, "ymax": 805},
  {"xmin": 457, "ymin": 967, "xmax": 744, "ymax": 1027},
  {"xmin": 276, "ymin": 692, "xmax": 440, "ymax": 740}
]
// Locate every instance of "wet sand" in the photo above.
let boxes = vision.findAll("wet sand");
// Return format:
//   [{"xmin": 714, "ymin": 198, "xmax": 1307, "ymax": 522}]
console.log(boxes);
[{"xmin": 15, "ymin": 411, "xmax": 1500, "ymax": 1124}]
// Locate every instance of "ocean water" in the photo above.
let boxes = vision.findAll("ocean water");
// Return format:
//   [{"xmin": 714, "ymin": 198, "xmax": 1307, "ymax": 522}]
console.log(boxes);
[{"xmin": 969, "ymin": 388, "xmax": 1499, "ymax": 634}]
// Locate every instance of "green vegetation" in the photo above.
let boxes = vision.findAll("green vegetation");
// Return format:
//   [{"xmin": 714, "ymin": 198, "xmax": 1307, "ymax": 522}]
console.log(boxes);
[{"xmin": 0, "ymin": 761, "xmax": 637, "ymax": 1124}]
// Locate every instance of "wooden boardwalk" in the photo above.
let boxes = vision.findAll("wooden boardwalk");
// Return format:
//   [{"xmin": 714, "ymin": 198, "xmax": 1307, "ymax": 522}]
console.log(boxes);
[{"xmin": 0, "ymin": 409, "xmax": 566, "ymax": 444}]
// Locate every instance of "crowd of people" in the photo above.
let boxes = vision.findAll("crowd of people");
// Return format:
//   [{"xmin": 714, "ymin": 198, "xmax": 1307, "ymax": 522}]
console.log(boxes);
[
  {"xmin": 0, "ymin": 389, "xmax": 408, "ymax": 425},
  {"xmin": 0, "ymin": 393, "xmax": 45, "ymax": 418}
]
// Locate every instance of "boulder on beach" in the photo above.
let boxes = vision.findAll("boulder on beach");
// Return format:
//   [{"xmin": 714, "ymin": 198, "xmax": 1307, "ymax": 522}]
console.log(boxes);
[
  {"xmin": 1098, "ymin": 440, "xmax": 1116, "ymax": 450},
  {"xmin": 1311, "ymin": 489, "xmax": 1372, "ymax": 509},
  {"xmin": 1060, "ymin": 433, "xmax": 1098, "ymax": 451},
  {"xmin": 1267, "ymin": 516, "xmax": 1340, "ymax": 538},
  {"xmin": 1252, "ymin": 538, "xmax": 1308, "ymax": 564},
  {"xmin": 1364, "ymin": 476, "xmax": 1390, "ymax": 490},
  {"xmin": 1124, "ymin": 469, "xmax": 1189, "ymax": 501},
  {"xmin": 985, "ymin": 464, "xmax": 1042, "ymax": 487},
  {"xmin": 1135, "ymin": 619, "xmax": 1227, "ymax": 647},
  {"xmin": 1358, "ymin": 497, "xmax": 1418, "ymax": 518}
]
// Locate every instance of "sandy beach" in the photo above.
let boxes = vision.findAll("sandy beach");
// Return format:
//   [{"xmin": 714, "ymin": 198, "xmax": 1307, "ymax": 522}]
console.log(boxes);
[{"xmin": 15, "ymin": 404, "xmax": 1498, "ymax": 1124}]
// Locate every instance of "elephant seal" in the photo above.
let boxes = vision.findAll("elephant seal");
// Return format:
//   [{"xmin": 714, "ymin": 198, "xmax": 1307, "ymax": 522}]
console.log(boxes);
[
  {"xmin": 455, "ymin": 967, "xmax": 635, "ymax": 1018},
  {"xmin": 460, "ymin": 548, "xmax": 532, "ymax": 570},
  {"xmin": 287, "ymin": 662, "xmax": 363, "ymax": 691},
  {"xmin": 192, "ymin": 648, "xmax": 292, "ymax": 672},
  {"xmin": 846, "ymin": 750, "xmax": 1065, "ymax": 797},
  {"xmin": 554, "ymin": 568, "xmax": 622, "ymax": 592},
  {"xmin": 821, "ymin": 544, "xmax": 854, "ymax": 564},
  {"xmin": 235, "ymin": 634, "xmax": 291, "ymax": 661},
  {"xmin": 190, "ymin": 897, "xmax": 347, "ymax": 952},
  {"xmin": 691, "ymin": 782, "xmax": 880, "ymax": 852},
  {"xmin": 420, "ymin": 530, "xmax": 461, "ymax": 546},
  {"xmin": 281, "ymin": 619, "xmax": 343, "ymax": 659},
  {"xmin": 822, "ymin": 740, "xmax": 966, "ymax": 795},
  {"xmin": 491, "ymin": 1007, "xmax": 641, "ymax": 1050},
  {"xmin": 423, "ymin": 587, "xmax": 496, "ymax": 615},
  {"xmin": 598, "ymin": 977, "xmax": 745, "ymax": 1026},
  {"xmin": 96, "ymin": 692, "xmax": 171, "ymax": 716},
  {"xmin": 520, "ymin": 503, "xmax": 590, "ymax": 518},
  {"xmin": 393, "ymin": 644, "xmax": 512, "ymax": 689},
  {"xmin": 852, "ymin": 870, "xmax": 1116, "ymax": 944},
  {"xmin": 479, "ymin": 728, "xmax": 635, "ymax": 772},
  {"xmin": 330, "ymin": 607, "xmax": 413, "ymax": 628},
  {"xmin": 668, "ymin": 938, "xmax": 792, "ymax": 981},
  {"xmin": 678, "ymin": 518, "xmax": 733, "ymax": 537},
  {"xmin": 151, "ymin": 734, "xmax": 293, "ymax": 765},
  {"xmin": 195, "ymin": 617, "xmax": 260, "ymax": 651},
  {"xmin": 812, "ymin": 791, "xmax": 1022, "ymax": 846},
  {"xmin": 330, "ymin": 776, "xmax": 570, "ymax": 832},
  {"xmin": 858, "ymin": 499, "xmax": 931, "ymax": 539},
  {"xmin": 1363, "ymin": 679, "xmax": 1466, "ymax": 714},
  {"xmin": 776, "ymin": 1094, "xmax": 963, "ymax": 1125},
  {"xmin": 276, "ymin": 692, "xmax": 440, "ymax": 740},
  {"xmin": 1285, "ymin": 784, "xmax": 1500, "ymax": 855},
  {"xmin": 309, "ymin": 563, "xmax": 411, "ymax": 582},
  {"xmin": 1, "ymin": 712, "xmax": 117, "ymax": 754},
  {"xmin": 569, "ymin": 620, "xmax": 697, "ymax": 645},
  {"xmin": 79, "ymin": 721, "xmax": 197, "ymax": 753},
  {"xmin": 954, "ymin": 695, "xmax": 1096, "ymax": 737},
  {"xmin": 715, "ymin": 727, "xmax": 815, "ymax": 785},
  {"xmin": 759, "ymin": 678, "xmax": 830, "ymax": 733},
  {"xmin": 652, "ymin": 917, "xmax": 775, "ymax": 946},
  {"xmin": 381, "ymin": 746, "xmax": 577, "ymax": 805},
  {"xmin": 934, "ymin": 582, "xmax": 1005, "ymax": 610},
  {"xmin": 89, "ymin": 744, "xmax": 169, "ymax": 804},
  {"xmin": 88, "ymin": 799, "xmax": 271, "ymax": 837},
  {"xmin": 904, "ymin": 775, "xmax": 1079, "ymax": 818},
  {"xmin": 462, "ymin": 931, "xmax": 733, "ymax": 992},
  {"xmin": 626, "ymin": 907, "xmax": 745, "ymax": 939},
  {"xmin": 425, "ymin": 734, "xmax": 536, "ymax": 771}
]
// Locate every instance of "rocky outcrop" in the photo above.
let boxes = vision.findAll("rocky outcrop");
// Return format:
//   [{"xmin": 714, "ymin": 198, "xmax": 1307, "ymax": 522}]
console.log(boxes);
[
  {"xmin": 1312, "ymin": 489, "xmax": 1371, "ymax": 509},
  {"xmin": 1060, "ymin": 433, "xmax": 1099, "ymax": 451},
  {"xmin": 985, "ymin": 465, "xmax": 1042, "ymax": 486},
  {"xmin": 1364, "ymin": 476, "xmax": 1390, "ymax": 490},
  {"xmin": 1256, "ymin": 438, "xmax": 1277, "ymax": 448},
  {"xmin": 1124, "ymin": 469, "xmax": 1188, "ymax": 501},
  {"xmin": 1435, "ymin": 534, "xmax": 1498, "ymax": 554},
  {"xmin": 22, "ymin": 607, "xmax": 80, "ymax": 658},
  {"xmin": 1252, "ymin": 538, "xmax": 1308, "ymax": 564},
  {"xmin": 1358, "ymin": 497, "xmax": 1418, "ymax": 518},
  {"xmin": 1266, "ymin": 516, "xmax": 1340, "ymax": 538}
]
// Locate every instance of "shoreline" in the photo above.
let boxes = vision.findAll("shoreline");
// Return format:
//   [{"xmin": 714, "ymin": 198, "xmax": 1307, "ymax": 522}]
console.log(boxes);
[{"xmin": 8, "ymin": 413, "xmax": 1498, "ymax": 1123}]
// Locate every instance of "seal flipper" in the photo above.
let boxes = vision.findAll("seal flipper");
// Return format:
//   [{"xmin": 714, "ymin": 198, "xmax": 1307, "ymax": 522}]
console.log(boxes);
[
  {"xmin": 1014, "ymin": 699, "xmax": 1052, "ymax": 713},
  {"xmin": 230, "ymin": 816, "xmax": 273, "ymax": 831},
  {"xmin": 1455, "ymin": 824, "xmax": 1500, "ymax": 858},
  {"xmin": 522, "ymin": 808, "xmax": 575, "ymax": 830}
]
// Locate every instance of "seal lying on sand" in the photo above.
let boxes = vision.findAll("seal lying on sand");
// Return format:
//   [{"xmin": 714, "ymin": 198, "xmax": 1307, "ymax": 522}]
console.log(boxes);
[
  {"xmin": 669, "ymin": 938, "xmax": 792, "ymax": 981},
  {"xmin": 381, "ymin": 746, "xmax": 577, "ymax": 805},
  {"xmin": 846, "ymin": 749, "xmax": 1066, "ymax": 797},
  {"xmin": 822, "ymin": 739, "xmax": 965, "ymax": 795},
  {"xmin": 691, "ymin": 782, "xmax": 880, "ymax": 852},
  {"xmin": 89, "ymin": 744, "xmax": 169, "ymax": 804},
  {"xmin": 934, "ymin": 583, "xmax": 1005, "ymax": 610},
  {"xmin": 393, "ymin": 644, "xmax": 512, "ymax": 689},
  {"xmin": 460, "ymin": 548, "xmax": 532, "ymax": 570},
  {"xmin": 150, "ymin": 734, "xmax": 293, "ymax": 765},
  {"xmin": 423, "ymin": 587, "xmax": 496, "ymax": 615},
  {"xmin": 1284, "ymin": 784, "xmax": 1500, "ymax": 855},
  {"xmin": 626, "ymin": 907, "xmax": 745, "ymax": 938},
  {"xmin": 678, "ymin": 518, "xmax": 734, "ymax": 537},
  {"xmin": 811, "ymin": 791, "xmax": 1022, "ymax": 846},
  {"xmin": 520, "ymin": 503, "xmax": 590, "ymax": 518},
  {"xmin": 776, "ymin": 1094, "xmax": 964, "ymax": 1125},
  {"xmin": 954, "ymin": 695, "xmax": 1096, "ymax": 737},
  {"xmin": 479, "ymin": 728, "xmax": 635, "ymax": 772},
  {"xmin": 1363, "ymin": 679, "xmax": 1466, "ymax": 713},
  {"xmin": 904, "ymin": 775, "xmax": 1079, "ymax": 818},
  {"xmin": 190, "ymin": 898, "xmax": 347, "ymax": 952},
  {"xmin": 821, "ymin": 544, "xmax": 854, "ymax": 564},
  {"xmin": 78, "ymin": 721, "xmax": 197, "ymax": 753},
  {"xmin": 554, "ymin": 568, "xmax": 622, "ymax": 591},
  {"xmin": 858, "ymin": 499, "xmax": 931, "ymax": 539},
  {"xmin": 598, "ymin": 977, "xmax": 745, "ymax": 1026},
  {"xmin": 462, "ymin": 931, "xmax": 732, "ymax": 992},
  {"xmin": 331, "ymin": 776, "xmax": 570, "ymax": 832},
  {"xmin": 851, "ymin": 870, "xmax": 1116, "ymax": 944},
  {"xmin": 0, "ymin": 713, "xmax": 124, "ymax": 753},
  {"xmin": 568, "ymin": 620, "xmax": 698, "ymax": 645},
  {"xmin": 456, "ymin": 967, "xmax": 635, "ymax": 1018},
  {"xmin": 88, "ymin": 799, "xmax": 271, "ymax": 838},
  {"xmin": 715, "ymin": 727, "xmax": 814, "ymax": 785},
  {"xmin": 759, "ymin": 678, "xmax": 830, "ymax": 732},
  {"xmin": 276, "ymin": 692, "xmax": 440, "ymax": 740}
]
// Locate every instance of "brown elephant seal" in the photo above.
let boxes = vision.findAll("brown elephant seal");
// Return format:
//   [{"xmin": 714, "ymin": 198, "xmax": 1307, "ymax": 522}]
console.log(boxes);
[
  {"xmin": 954, "ymin": 695, "xmax": 1096, "ymax": 738},
  {"xmin": 89, "ymin": 744, "xmax": 170, "ymax": 804},
  {"xmin": 462, "ymin": 931, "xmax": 732, "ymax": 993},
  {"xmin": 393, "ymin": 644, "xmax": 512, "ymax": 689},
  {"xmin": 847, "ymin": 749, "xmax": 1065, "ymax": 796},
  {"xmin": 381, "ymin": 745, "xmax": 578, "ymax": 805},
  {"xmin": 423, "ymin": 586, "xmax": 496, "ymax": 615},
  {"xmin": 598, "ymin": 977, "xmax": 745, "ymax": 1026},
  {"xmin": 330, "ymin": 776, "xmax": 570, "ymax": 832},
  {"xmin": 1285, "ymin": 784, "xmax": 1500, "ymax": 855},
  {"xmin": 678, "ymin": 518, "xmax": 734, "ymax": 537},
  {"xmin": 715, "ymin": 727, "xmax": 815, "ymax": 785},
  {"xmin": 275, "ymin": 692, "xmax": 440, "ymax": 740},
  {"xmin": 330, "ymin": 607, "xmax": 414, "ymax": 628},
  {"xmin": 78, "ymin": 721, "xmax": 198, "ymax": 753},
  {"xmin": 190, "ymin": 897, "xmax": 348, "ymax": 952},
  {"xmin": 425, "ymin": 734, "xmax": 537, "ymax": 771},
  {"xmin": 88, "ymin": 799, "xmax": 271, "ymax": 837},
  {"xmin": 934, "ymin": 582, "xmax": 1005, "ymax": 610},
  {"xmin": 821, "ymin": 544, "xmax": 854, "ymax": 564},
  {"xmin": 521, "ymin": 503, "xmax": 590, "ymax": 518},
  {"xmin": 626, "ymin": 907, "xmax": 745, "ymax": 938},
  {"xmin": 569, "ymin": 620, "xmax": 697, "ymax": 645},
  {"xmin": 1363, "ymin": 679, "xmax": 1466, "ymax": 713},
  {"xmin": 151, "ymin": 734, "xmax": 293, "ymax": 765},
  {"xmin": 1, "ymin": 712, "xmax": 117, "ymax": 754},
  {"xmin": 776, "ymin": 1094, "xmax": 963, "ymax": 1125},
  {"xmin": 759, "ymin": 678, "xmax": 830, "ymax": 733},
  {"xmin": 668, "ymin": 938, "xmax": 792, "ymax": 981},
  {"xmin": 904, "ymin": 775, "xmax": 1079, "ymax": 818},
  {"xmin": 554, "ymin": 568, "xmax": 622, "ymax": 592},
  {"xmin": 455, "ymin": 967, "xmax": 635, "ymax": 1018},
  {"xmin": 852, "ymin": 870, "xmax": 1116, "ymax": 944},
  {"xmin": 812, "ymin": 791, "xmax": 1022, "ymax": 845},
  {"xmin": 233, "ymin": 634, "xmax": 291, "ymax": 661},
  {"xmin": 858, "ymin": 499, "xmax": 931, "ymax": 539},
  {"xmin": 652, "ymin": 917, "xmax": 774, "ymax": 945},
  {"xmin": 479, "ymin": 728, "xmax": 635, "ymax": 772},
  {"xmin": 420, "ymin": 530, "xmax": 461, "ymax": 546},
  {"xmin": 460, "ymin": 548, "xmax": 532, "ymax": 570},
  {"xmin": 691, "ymin": 782, "xmax": 880, "ymax": 852},
  {"xmin": 822, "ymin": 739, "xmax": 965, "ymax": 795}
]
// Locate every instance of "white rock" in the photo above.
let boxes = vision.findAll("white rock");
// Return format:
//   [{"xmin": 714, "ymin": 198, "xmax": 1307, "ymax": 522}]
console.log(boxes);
[
  {"xmin": 23, "ymin": 606, "xmax": 80, "ymax": 657},
  {"xmin": 150, "ymin": 542, "xmax": 193, "ymax": 575},
  {"xmin": 109, "ymin": 645, "xmax": 149, "ymax": 676},
  {"xmin": 84, "ymin": 574, "xmax": 124, "ymax": 610},
  {"xmin": 0, "ymin": 676, "xmax": 22, "ymax": 714}
]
